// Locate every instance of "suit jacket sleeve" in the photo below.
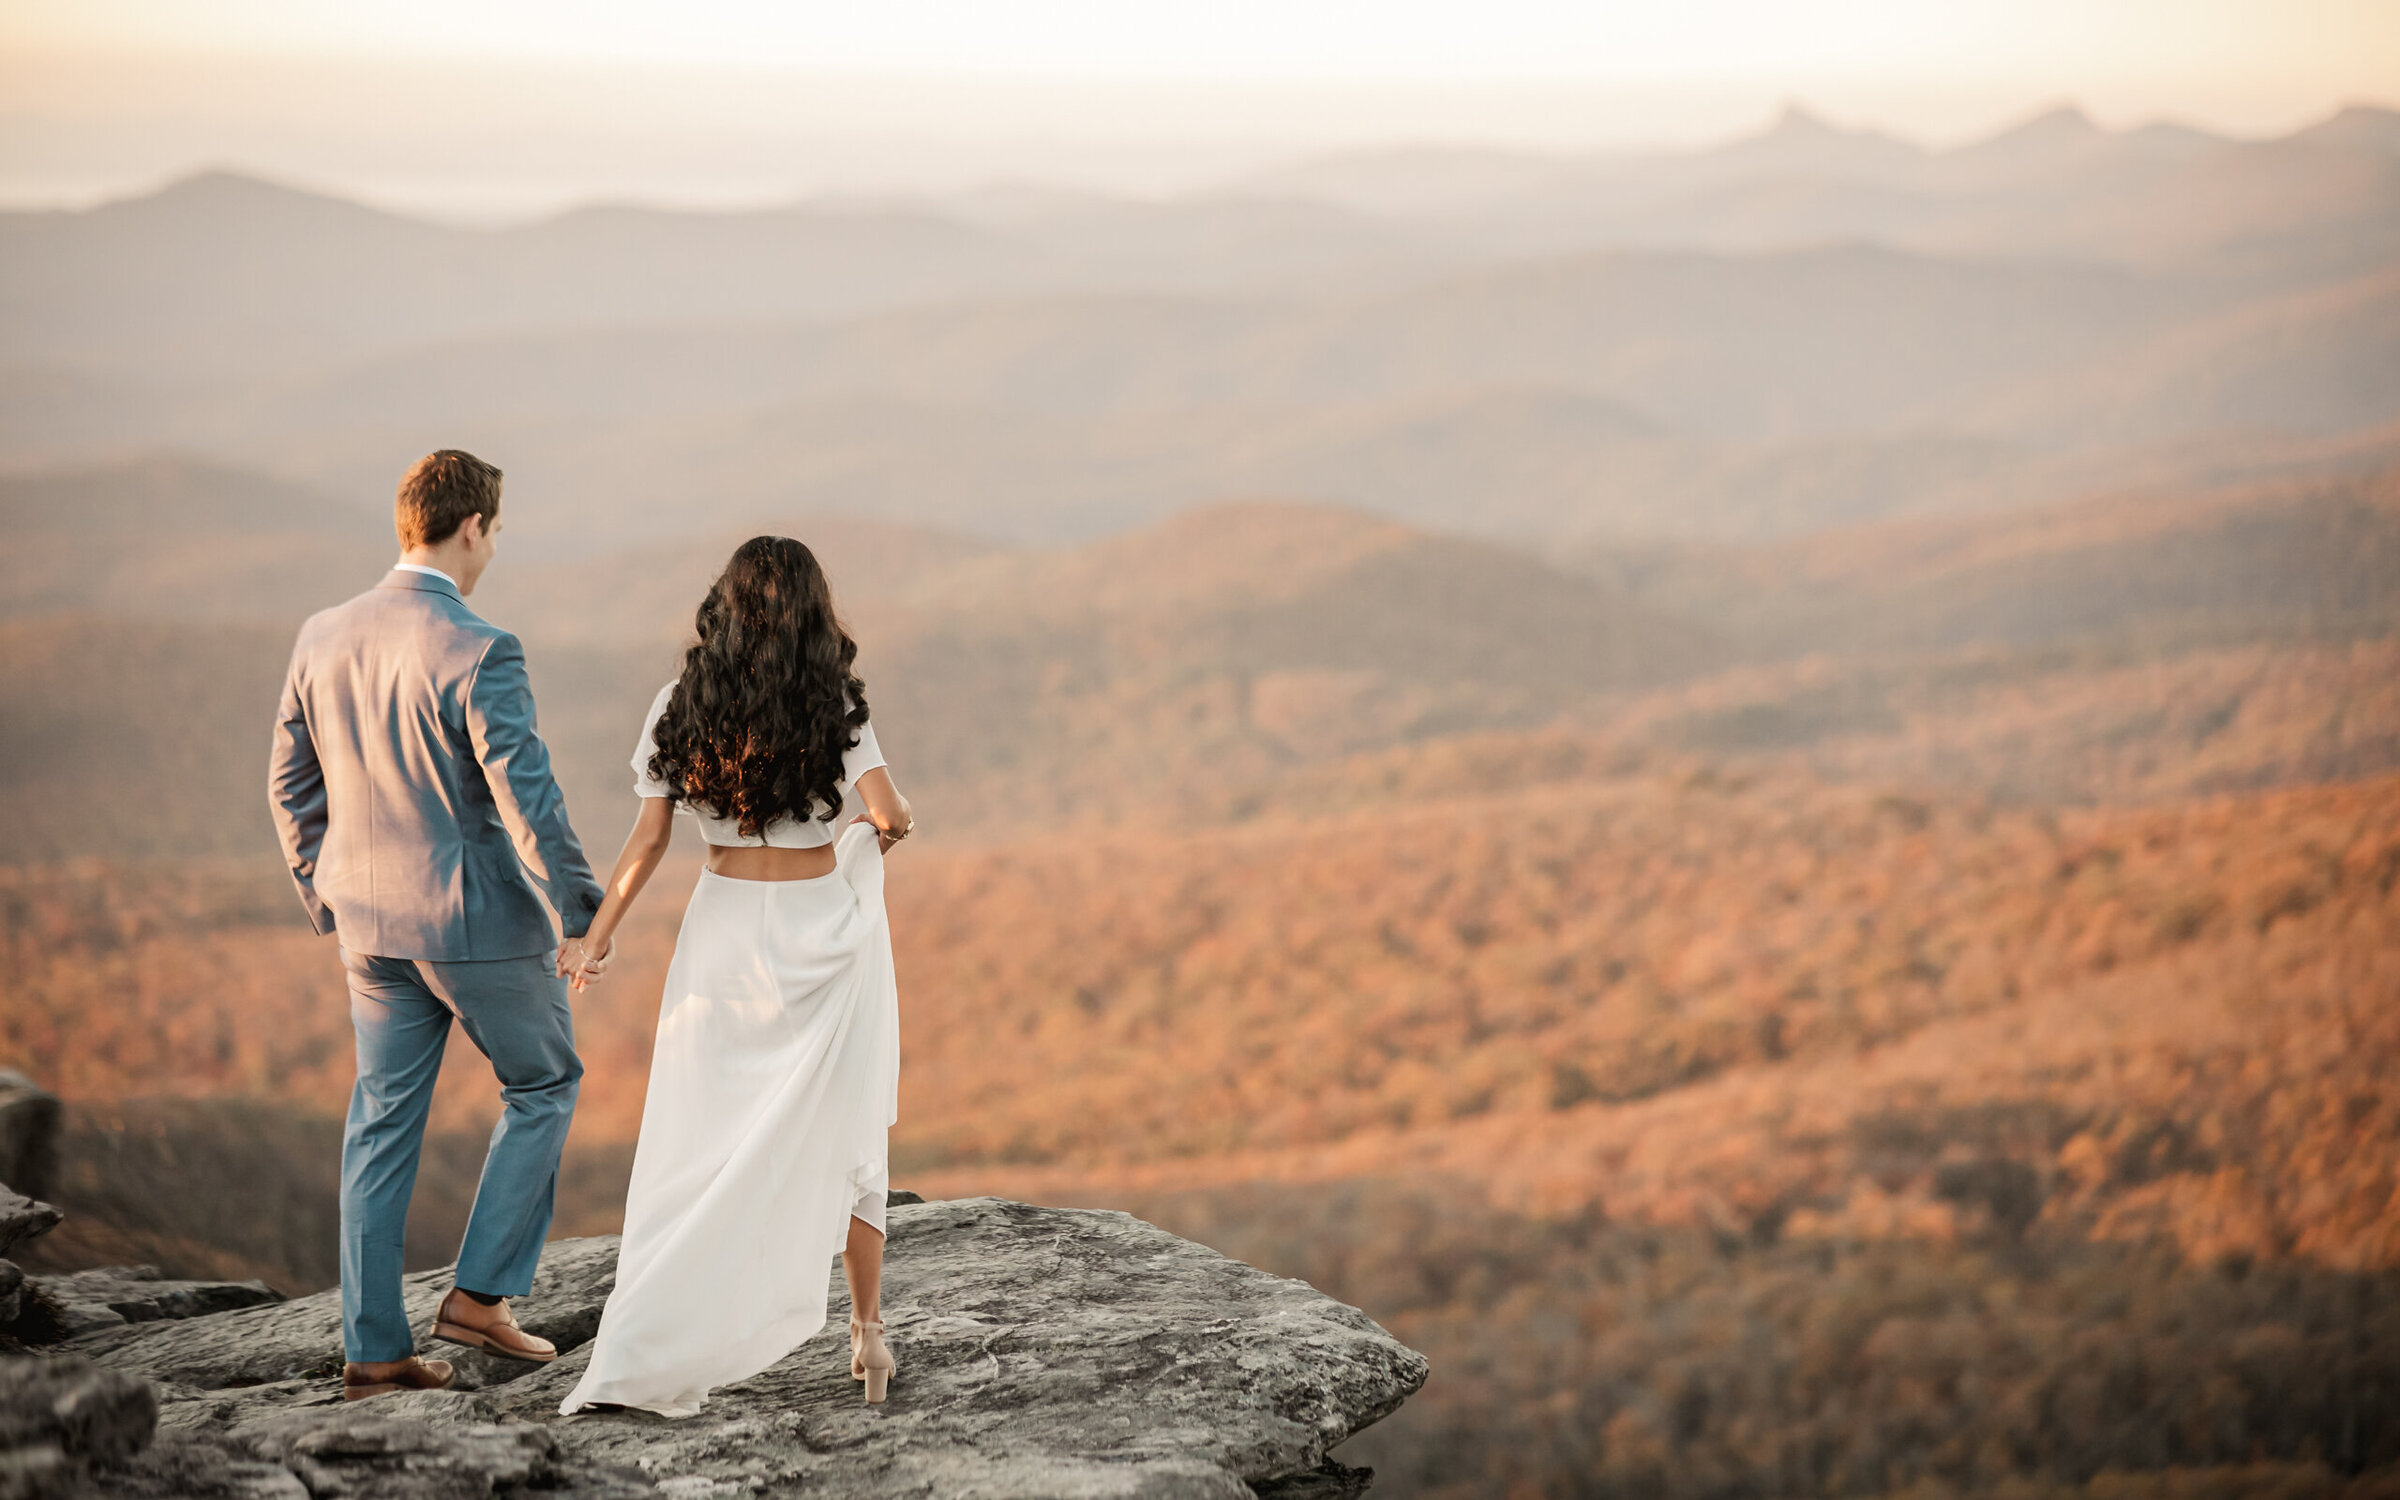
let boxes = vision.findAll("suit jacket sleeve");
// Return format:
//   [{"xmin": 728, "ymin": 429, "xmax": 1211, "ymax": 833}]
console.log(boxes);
[
  {"xmin": 465, "ymin": 631, "xmax": 604, "ymax": 939},
  {"xmin": 267, "ymin": 639, "xmax": 337, "ymax": 937}
]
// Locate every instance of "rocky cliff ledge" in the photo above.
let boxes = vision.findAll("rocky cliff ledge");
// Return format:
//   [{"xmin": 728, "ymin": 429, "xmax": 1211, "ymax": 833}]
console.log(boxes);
[{"xmin": 8, "ymin": 1194, "xmax": 1428, "ymax": 1498}]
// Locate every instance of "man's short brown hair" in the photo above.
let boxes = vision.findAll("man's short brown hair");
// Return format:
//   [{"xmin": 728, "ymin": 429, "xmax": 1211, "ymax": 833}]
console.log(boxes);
[{"xmin": 395, "ymin": 450, "xmax": 503, "ymax": 549}]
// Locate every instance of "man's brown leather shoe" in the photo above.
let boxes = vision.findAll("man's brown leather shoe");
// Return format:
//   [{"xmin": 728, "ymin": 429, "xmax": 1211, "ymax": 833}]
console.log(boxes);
[
  {"xmin": 431, "ymin": 1288, "xmax": 558, "ymax": 1364},
  {"xmin": 342, "ymin": 1354, "xmax": 455, "ymax": 1401}
]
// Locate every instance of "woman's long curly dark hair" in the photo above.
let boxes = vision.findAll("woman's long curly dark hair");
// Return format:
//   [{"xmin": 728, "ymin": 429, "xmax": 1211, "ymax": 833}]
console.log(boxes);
[{"xmin": 645, "ymin": 536, "xmax": 869, "ymax": 838}]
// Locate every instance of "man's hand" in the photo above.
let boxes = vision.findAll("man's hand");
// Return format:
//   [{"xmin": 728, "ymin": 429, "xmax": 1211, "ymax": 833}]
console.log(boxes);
[{"xmin": 559, "ymin": 935, "xmax": 612, "ymax": 993}]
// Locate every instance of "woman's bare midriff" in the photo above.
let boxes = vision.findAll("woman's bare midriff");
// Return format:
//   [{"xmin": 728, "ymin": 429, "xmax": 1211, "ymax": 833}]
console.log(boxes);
[{"xmin": 704, "ymin": 843, "xmax": 837, "ymax": 881}]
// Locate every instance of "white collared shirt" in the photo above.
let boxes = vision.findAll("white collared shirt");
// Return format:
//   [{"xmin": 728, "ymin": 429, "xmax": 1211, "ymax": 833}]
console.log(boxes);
[{"xmin": 393, "ymin": 561, "xmax": 458, "ymax": 588}]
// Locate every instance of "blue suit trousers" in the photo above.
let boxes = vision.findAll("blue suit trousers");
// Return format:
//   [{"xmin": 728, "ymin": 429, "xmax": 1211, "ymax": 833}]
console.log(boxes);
[{"xmin": 338, "ymin": 947, "xmax": 583, "ymax": 1363}]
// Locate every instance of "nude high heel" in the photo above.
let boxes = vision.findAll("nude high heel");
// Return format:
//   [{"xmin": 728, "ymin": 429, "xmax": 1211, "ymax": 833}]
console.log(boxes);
[
  {"xmin": 850, "ymin": 1316, "xmax": 894, "ymax": 1403},
  {"xmin": 849, "ymin": 1315, "xmax": 900, "ymax": 1380}
]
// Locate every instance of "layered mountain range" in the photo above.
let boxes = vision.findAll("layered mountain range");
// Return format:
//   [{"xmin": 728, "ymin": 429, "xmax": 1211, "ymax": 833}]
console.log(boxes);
[
  {"xmin": 5, "ymin": 102, "xmax": 2398, "ymax": 550},
  {"xmin": 4, "ymin": 98, "xmax": 2398, "ymax": 1500}
]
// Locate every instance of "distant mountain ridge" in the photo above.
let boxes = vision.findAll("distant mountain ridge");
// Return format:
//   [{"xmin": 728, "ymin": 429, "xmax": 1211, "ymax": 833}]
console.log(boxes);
[
  {"xmin": 1233, "ymin": 102, "xmax": 2400, "ymax": 273},
  {"xmin": 19, "ymin": 238, "xmax": 2324, "ymax": 551},
  {"xmin": 6, "ymin": 99, "xmax": 2396, "ymax": 558},
  {"xmin": 6, "ymin": 102, "xmax": 2394, "ymax": 382}
]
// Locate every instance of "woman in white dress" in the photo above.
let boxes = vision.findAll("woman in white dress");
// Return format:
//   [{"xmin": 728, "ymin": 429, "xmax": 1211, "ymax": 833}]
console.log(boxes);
[{"xmin": 556, "ymin": 536, "xmax": 914, "ymax": 1417}]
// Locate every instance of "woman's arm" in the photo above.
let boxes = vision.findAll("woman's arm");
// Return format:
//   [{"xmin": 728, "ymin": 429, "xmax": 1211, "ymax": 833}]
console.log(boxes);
[
  {"xmin": 561, "ymin": 796, "xmax": 675, "ymax": 992},
  {"xmin": 854, "ymin": 766, "xmax": 914, "ymax": 853}
]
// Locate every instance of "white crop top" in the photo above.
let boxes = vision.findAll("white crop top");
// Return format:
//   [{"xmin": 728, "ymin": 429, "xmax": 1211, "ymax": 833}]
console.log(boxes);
[{"xmin": 630, "ymin": 681, "xmax": 887, "ymax": 848}]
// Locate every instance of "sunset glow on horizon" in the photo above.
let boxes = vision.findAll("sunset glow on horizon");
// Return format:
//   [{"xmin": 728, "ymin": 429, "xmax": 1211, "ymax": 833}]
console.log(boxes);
[
  {"xmin": 3, "ymin": 0, "xmax": 2395, "ymax": 217},
  {"xmin": 9, "ymin": 0, "xmax": 2397, "ymax": 86}
]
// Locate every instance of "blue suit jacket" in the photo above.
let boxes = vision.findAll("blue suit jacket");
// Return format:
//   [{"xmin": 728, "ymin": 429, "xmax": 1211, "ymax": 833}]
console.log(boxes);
[{"xmin": 267, "ymin": 569, "xmax": 602, "ymax": 961}]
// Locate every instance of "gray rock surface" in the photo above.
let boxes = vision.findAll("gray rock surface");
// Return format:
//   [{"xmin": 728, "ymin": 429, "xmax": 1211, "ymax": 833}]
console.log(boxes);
[
  {"xmin": 33, "ymin": 1268, "xmax": 285, "ymax": 1338},
  {"xmin": 0, "ymin": 1356, "xmax": 157, "ymax": 1499},
  {"xmin": 0, "ymin": 1191, "xmax": 61, "ymax": 1261},
  {"xmin": 71, "ymin": 1234, "xmax": 622, "ymax": 1394},
  {"xmin": 61, "ymin": 1197, "xmax": 1427, "ymax": 1498},
  {"xmin": 0, "ymin": 1183, "xmax": 68, "ymax": 1348},
  {"xmin": 0, "ymin": 1077, "xmax": 60, "ymax": 1204}
]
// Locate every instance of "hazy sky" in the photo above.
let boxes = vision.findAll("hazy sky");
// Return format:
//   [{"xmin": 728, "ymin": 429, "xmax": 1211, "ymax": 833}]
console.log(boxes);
[{"xmin": 4, "ymin": 0, "xmax": 2395, "ymax": 216}]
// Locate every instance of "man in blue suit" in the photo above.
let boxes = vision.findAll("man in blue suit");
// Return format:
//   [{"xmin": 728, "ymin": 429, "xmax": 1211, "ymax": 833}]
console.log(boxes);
[{"xmin": 269, "ymin": 450, "xmax": 608, "ymax": 1399}]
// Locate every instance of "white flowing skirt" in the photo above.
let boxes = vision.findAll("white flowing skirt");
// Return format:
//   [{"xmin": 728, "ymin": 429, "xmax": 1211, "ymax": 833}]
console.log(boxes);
[{"xmin": 560, "ymin": 821, "xmax": 899, "ymax": 1418}]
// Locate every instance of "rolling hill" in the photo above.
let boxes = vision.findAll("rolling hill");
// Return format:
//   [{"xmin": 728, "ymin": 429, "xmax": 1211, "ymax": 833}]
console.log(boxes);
[
  {"xmin": 0, "ymin": 615, "xmax": 295, "ymax": 860},
  {"xmin": 9, "ymin": 446, "xmax": 2400, "ymax": 862},
  {"xmin": 0, "ymin": 456, "xmax": 388, "ymax": 622},
  {"xmin": 0, "ymin": 170, "xmax": 1456, "ymax": 382},
  {"xmin": 23, "ymin": 237, "xmax": 2280, "ymax": 553},
  {"xmin": 0, "ymin": 172, "xmax": 1037, "ymax": 377},
  {"xmin": 0, "ymin": 479, "xmax": 1726, "ymax": 858},
  {"xmin": 1970, "ymin": 262, "xmax": 2400, "ymax": 445},
  {"xmin": 1591, "ymin": 454, "xmax": 2400, "ymax": 657},
  {"xmin": 168, "ymin": 242, "xmax": 2191, "ymax": 443}
]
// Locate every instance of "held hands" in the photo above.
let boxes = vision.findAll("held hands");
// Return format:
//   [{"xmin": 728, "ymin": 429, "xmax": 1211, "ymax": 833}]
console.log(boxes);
[{"xmin": 558, "ymin": 934, "xmax": 613, "ymax": 993}]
